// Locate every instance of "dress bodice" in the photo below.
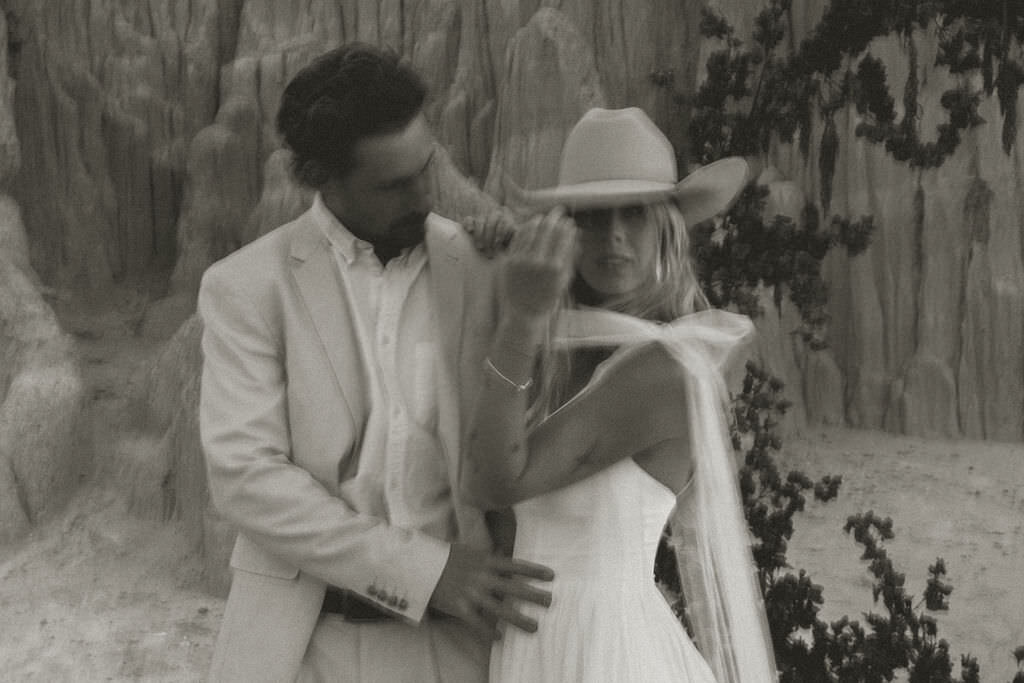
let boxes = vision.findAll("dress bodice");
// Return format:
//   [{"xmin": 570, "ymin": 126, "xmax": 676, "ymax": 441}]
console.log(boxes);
[
  {"xmin": 495, "ymin": 458, "xmax": 716, "ymax": 682},
  {"xmin": 512, "ymin": 458, "xmax": 684, "ymax": 586}
]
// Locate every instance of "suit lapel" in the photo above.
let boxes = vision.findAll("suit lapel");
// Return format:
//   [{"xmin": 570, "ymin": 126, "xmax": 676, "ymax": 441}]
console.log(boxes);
[
  {"xmin": 426, "ymin": 221, "xmax": 466, "ymax": 366},
  {"xmin": 290, "ymin": 223, "xmax": 365, "ymax": 427},
  {"xmin": 426, "ymin": 219, "xmax": 494, "ymax": 549},
  {"xmin": 425, "ymin": 220, "xmax": 470, "ymax": 505}
]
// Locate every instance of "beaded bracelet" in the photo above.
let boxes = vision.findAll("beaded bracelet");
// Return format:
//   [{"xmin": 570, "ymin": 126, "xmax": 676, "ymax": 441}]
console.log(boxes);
[{"xmin": 484, "ymin": 357, "xmax": 533, "ymax": 391}]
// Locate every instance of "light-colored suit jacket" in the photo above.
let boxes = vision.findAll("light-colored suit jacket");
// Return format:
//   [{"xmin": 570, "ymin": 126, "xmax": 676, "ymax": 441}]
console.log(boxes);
[{"xmin": 198, "ymin": 208, "xmax": 498, "ymax": 682}]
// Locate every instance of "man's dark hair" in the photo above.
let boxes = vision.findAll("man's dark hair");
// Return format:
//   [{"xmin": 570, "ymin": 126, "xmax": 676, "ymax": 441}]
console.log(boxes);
[{"xmin": 276, "ymin": 43, "xmax": 427, "ymax": 187}]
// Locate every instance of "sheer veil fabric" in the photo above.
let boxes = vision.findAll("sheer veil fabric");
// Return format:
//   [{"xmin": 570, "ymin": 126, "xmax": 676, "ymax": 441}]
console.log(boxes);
[{"xmin": 554, "ymin": 308, "xmax": 778, "ymax": 683}]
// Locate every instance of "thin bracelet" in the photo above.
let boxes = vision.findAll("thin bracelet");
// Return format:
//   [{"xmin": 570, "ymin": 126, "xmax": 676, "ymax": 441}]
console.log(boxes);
[{"xmin": 484, "ymin": 357, "xmax": 533, "ymax": 391}]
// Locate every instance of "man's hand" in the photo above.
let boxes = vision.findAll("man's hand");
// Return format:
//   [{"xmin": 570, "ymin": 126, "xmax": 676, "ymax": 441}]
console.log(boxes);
[{"xmin": 430, "ymin": 543, "xmax": 554, "ymax": 641}]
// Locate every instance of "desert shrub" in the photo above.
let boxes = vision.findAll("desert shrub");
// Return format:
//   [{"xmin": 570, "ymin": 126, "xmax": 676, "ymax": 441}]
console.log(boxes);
[
  {"xmin": 656, "ymin": 361, "xmax": 1020, "ymax": 680},
  {"xmin": 679, "ymin": 0, "xmax": 1021, "ymax": 174},
  {"xmin": 652, "ymin": 1, "xmax": 1024, "ymax": 676},
  {"xmin": 691, "ymin": 184, "xmax": 870, "ymax": 349},
  {"xmin": 659, "ymin": 0, "xmax": 1024, "ymax": 339}
]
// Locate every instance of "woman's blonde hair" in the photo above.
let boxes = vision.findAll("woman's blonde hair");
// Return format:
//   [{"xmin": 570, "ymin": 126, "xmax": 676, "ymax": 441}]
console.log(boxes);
[
  {"xmin": 589, "ymin": 200, "xmax": 708, "ymax": 322},
  {"xmin": 528, "ymin": 198, "xmax": 708, "ymax": 423}
]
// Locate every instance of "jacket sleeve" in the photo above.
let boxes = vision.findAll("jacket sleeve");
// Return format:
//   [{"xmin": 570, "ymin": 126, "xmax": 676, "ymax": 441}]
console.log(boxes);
[{"xmin": 197, "ymin": 265, "xmax": 449, "ymax": 623}]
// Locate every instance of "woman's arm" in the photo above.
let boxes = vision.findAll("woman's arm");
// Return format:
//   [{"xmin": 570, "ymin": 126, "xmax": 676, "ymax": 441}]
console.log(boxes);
[
  {"xmin": 461, "ymin": 310, "xmax": 556, "ymax": 506},
  {"xmin": 462, "ymin": 314, "xmax": 695, "ymax": 509},
  {"xmin": 458, "ymin": 246, "xmax": 565, "ymax": 507},
  {"xmin": 458, "ymin": 207, "xmax": 573, "ymax": 508},
  {"xmin": 458, "ymin": 208, "xmax": 698, "ymax": 509}
]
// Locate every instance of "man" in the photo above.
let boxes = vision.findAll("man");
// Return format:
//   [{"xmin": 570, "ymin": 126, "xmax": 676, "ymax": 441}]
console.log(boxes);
[{"xmin": 198, "ymin": 43, "xmax": 551, "ymax": 682}]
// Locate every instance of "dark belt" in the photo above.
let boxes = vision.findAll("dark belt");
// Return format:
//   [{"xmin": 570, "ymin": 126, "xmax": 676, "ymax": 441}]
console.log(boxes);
[{"xmin": 321, "ymin": 587, "xmax": 394, "ymax": 622}]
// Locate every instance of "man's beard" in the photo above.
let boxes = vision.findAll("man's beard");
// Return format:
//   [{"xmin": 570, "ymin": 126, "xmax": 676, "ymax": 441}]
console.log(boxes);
[{"xmin": 374, "ymin": 212, "xmax": 427, "ymax": 260}]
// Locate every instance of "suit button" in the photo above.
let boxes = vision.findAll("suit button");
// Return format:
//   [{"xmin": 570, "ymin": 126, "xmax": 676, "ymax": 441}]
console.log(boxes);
[
  {"xmin": 377, "ymin": 590, "xmax": 388, "ymax": 602},
  {"xmin": 398, "ymin": 598, "xmax": 408, "ymax": 610},
  {"xmin": 388, "ymin": 595, "xmax": 399, "ymax": 607},
  {"xmin": 367, "ymin": 585, "xmax": 377, "ymax": 597}
]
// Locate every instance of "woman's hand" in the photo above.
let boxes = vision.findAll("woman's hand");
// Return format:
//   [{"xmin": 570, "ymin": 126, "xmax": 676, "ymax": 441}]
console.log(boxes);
[
  {"xmin": 500, "ymin": 206, "xmax": 576, "ymax": 324},
  {"xmin": 464, "ymin": 208, "xmax": 517, "ymax": 259}
]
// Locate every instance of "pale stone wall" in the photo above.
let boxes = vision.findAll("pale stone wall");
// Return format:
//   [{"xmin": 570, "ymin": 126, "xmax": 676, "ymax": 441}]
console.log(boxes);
[
  {"xmin": 0, "ymin": 7, "xmax": 87, "ymax": 544},
  {"xmin": 2, "ymin": 0, "xmax": 1021, "ymax": 574}
]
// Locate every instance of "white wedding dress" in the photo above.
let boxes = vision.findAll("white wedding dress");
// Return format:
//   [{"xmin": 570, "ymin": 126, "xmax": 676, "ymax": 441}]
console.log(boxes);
[
  {"xmin": 489, "ymin": 457, "xmax": 716, "ymax": 682},
  {"xmin": 489, "ymin": 309, "xmax": 778, "ymax": 683}
]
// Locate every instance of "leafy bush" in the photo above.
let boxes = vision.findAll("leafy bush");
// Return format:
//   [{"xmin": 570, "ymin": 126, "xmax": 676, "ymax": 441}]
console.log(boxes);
[
  {"xmin": 691, "ymin": 184, "xmax": 870, "ymax": 348},
  {"xmin": 656, "ymin": 361, "xmax": 1024, "ymax": 680},
  {"xmin": 677, "ymin": 0, "xmax": 1020, "ymax": 174},
  {"xmin": 663, "ymin": 0, "xmax": 1024, "ymax": 339},
  {"xmin": 652, "ymin": 2, "xmax": 1024, "ymax": 677}
]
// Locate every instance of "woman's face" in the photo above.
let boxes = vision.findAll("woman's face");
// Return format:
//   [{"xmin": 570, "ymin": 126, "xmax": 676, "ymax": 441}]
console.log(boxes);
[{"xmin": 573, "ymin": 205, "xmax": 659, "ymax": 299}]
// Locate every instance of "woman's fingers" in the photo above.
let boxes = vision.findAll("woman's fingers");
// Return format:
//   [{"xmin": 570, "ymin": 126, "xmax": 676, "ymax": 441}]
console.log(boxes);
[
  {"xmin": 511, "ymin": 207, "xmax": 573, "ymax": 262},
  {"xmin": 479, "ymin": 211, "xmax": 508, "ymax": 256},
  {"xmin": 498, "ymin": 206, "xmax": 576, "ymax": 319},
  {"xmin": 547, "ymin": 208, "xmax": 577, "ymax": 278},
  {"xmin": 465, "ymin": 209, "xmax": 518, "ymax": 258},
  {"xmin": 553, "ymin": 210, "xmax": 577, "ymax": 259},
  {"xmin": 469, "ymin": 204, "xmax": 573, "ymax": 261},
  {"xmin": 531, "ymin": 206, "xmax": 566, "ymax": 253},
  {"xmin": 535, "ymin": 207, "xmax": 576, "ymax": 289},
  {"xmin": 508, "ymin": 214, "xmax": 543, "ymax": 256}
]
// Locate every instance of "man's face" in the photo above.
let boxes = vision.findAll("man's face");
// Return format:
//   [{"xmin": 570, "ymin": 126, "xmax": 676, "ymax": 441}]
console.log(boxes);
[{"xmin": 323, "ymin": 114, "xmax": 435, "ymax": 250}]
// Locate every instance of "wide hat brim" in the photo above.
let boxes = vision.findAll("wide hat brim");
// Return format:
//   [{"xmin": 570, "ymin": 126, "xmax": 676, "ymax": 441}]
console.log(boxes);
[{"xmin": 519, "ymin": 156, "xmax": 750, "ymax": 227}]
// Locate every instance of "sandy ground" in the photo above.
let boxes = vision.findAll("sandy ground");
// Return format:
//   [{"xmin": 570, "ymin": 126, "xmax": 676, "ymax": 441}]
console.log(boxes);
[
  {"xmin": 3, "ymin": 430, "xmax": 1021, "ymax": 681},
  {"xmin": 0, "ymin": 486, "xmax": 219, "ymax": 681},
  {"xmin": 1, "ymin": 293, "xmax": 221, "ymax": 681},
  {"xmin": 1, "ymin": 297, "xmax": 1022, "ymax": 680},
  {"xmin": 780, "ymin": 429, "xmax": 1024, "ymax": 680}
]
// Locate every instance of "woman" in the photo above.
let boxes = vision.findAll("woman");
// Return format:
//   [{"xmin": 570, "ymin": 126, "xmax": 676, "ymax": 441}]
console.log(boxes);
[{"xmin": 459, "ymin": 108, "xmax": 778, "ymax": 682}]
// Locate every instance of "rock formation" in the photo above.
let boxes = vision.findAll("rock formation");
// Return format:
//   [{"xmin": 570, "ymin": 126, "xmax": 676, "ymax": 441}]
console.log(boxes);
[
  {"xmin": 0, "ymin": 202, "xmax": 87, "ymax": 543},
  {"xmin": 0, "ymin": 8, "xmax": 87, "ymax": 544},
  {"xmin": 1, "ymin": 0, "xmax": 1022, "ymax": 574},
  {"xmin": 7, "ymin": 0, "xmax": 225, "ymax": 295}
]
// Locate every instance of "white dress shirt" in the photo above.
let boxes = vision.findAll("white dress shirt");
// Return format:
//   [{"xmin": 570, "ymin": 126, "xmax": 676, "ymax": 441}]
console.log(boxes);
[{"xmin": 309, "ymin": 194, "xmax": 456, "ymax": 550}]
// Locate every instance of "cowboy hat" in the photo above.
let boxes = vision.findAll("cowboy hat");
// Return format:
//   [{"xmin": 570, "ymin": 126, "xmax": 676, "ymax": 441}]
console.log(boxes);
[{"xmin": 519, "ymin": 107, "xmax": 749, "ymax": 225}]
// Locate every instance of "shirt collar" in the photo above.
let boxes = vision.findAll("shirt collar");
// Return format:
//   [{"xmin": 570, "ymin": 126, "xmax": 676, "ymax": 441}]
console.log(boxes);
[
  {"xmin": 311, "ymin": 192, "xmax": 427, "ymax": 266},
  {"xmin": 311, "ymin": 192, "xmax": 374, "ymax": 265}
]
